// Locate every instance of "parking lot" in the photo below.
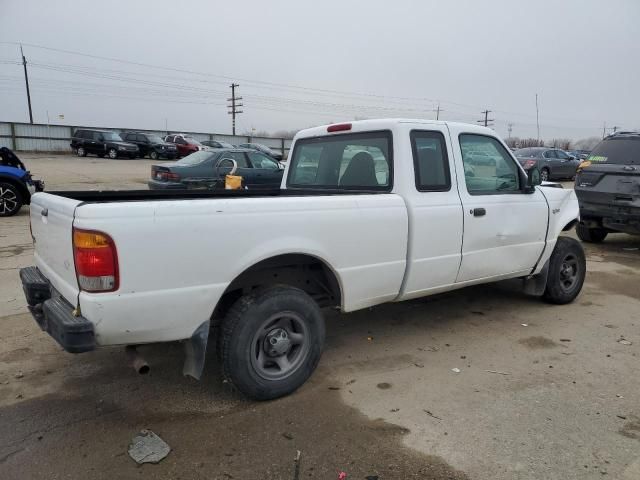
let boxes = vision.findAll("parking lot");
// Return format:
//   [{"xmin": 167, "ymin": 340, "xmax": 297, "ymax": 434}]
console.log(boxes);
[{"xmin": 1, "ymin": 153, "xmax": 639, "ymax": 479}]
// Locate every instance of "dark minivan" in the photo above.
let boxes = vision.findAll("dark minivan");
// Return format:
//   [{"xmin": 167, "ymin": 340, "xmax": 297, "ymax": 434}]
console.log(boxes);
[
  {"xmin": 70, "ymin": 129, "xmax": 139, "ymax": 159},
  {"xmin": 121, "ymin": 132, "xmax": 178, "ymax": 160},
  {"xmin": 574, "ymin": 131, "xmax": 640, "ymax": 242}
]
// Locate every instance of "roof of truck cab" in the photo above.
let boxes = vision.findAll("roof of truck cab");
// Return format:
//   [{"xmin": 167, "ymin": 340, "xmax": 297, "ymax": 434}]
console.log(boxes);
[{"xmin": 294, "ymin": 118, "xmax": 495, "ymax": 139}]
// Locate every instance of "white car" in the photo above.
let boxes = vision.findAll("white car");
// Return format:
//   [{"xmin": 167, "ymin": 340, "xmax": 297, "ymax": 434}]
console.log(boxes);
[{"xmin": 20, "ymin": 119, "xmax": 585, "ymax": 400}]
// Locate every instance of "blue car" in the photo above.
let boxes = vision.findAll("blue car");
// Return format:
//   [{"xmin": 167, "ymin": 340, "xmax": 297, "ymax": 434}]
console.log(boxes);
[{"xmin": 0, "ymin": 147, "xmax": 44, "ymax": 217}]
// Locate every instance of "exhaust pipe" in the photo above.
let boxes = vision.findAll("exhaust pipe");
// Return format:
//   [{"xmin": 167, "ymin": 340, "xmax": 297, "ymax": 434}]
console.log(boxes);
[{"xmin": 125, "ymin": 346, "xmax": 150, "ymax": 375}]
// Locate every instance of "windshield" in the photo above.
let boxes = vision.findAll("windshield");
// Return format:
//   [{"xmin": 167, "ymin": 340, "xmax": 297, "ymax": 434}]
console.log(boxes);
[
  {"xmin": 588, "ymin": 137, "xmax": 640, "ymax": 165},
  {"xmin": 147, "ymin": 134, "xmax": 165, "ymax": 143},
  {"xmin": 288, "ymin": 131, "xmax": 392, "ymax": 190},
  {"xmin": 103, "ymin": 132, "xmax": 122, "ymax": 141},
  {"xmin": 219, "ymin": 141, "xmax": 235, "ymax": 148},
  {"xmin": 174, "ymin": 151, "xmax": 215, "ymax": 166}
]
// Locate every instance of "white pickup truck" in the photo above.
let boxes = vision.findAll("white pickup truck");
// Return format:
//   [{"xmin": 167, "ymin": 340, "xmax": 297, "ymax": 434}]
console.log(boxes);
[{"xmin": 20, "ymin": 119, "xmax": 585, "ymax": 400}]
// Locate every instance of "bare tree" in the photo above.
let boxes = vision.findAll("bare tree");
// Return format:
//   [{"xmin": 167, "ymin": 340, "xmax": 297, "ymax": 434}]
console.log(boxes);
[
  {"xmin": 549, "ymin": 138, "xmax": 572, "ymax": 150},
  {"xmin": 518, "ymin": 138, "xmax": 545, "ymax": 148}
]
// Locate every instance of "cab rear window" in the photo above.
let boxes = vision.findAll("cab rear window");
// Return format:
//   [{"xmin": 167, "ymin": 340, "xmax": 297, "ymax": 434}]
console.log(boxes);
[
  {"xmin": 287, "ymin": 131, "xmax": 392, "ymax": 190},
  {"xmin": 588, "ymin": 137, "xmax": 640, "ymax": 165}
]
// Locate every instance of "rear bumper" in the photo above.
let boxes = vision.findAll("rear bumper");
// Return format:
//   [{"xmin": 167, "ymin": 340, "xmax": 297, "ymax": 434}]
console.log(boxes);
[
  {"xmin": 147, "ymin": 179, "xmax": 184, "ymax": 190},
  {"xmin": 19, "ymin": 266, "xmax": 95, "ymax": 353},
  {"xmin": 579, "ymin": 201, "xmax": 640, "ymax": 234}
]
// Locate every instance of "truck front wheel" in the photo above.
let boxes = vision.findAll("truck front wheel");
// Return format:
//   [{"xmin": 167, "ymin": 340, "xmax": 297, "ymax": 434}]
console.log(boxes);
[
  {"xmin": 543, "ymin": 237, "xmax": 586, "ymax": 304},
  {"xmin": 220, "ymin": 286, "xmax": 325, "ymax": 400}
]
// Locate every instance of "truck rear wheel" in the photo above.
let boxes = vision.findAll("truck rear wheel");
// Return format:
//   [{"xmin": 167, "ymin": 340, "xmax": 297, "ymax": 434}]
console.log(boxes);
[
  {"xmin": 576, "ymin": 224, "xmax": 608, "ymax": 243},
  {"xmin": 220, "ymin": 285, "xmax": 325, "ymax": 400},
  {"xmin": 543, "ymin": 237, "xmax": 586, "ymax": 304}
]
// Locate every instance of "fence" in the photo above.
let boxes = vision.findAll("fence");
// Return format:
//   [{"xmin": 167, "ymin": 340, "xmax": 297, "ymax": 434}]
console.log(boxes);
[{"xmin": 0, "ymin": 121, "xmax": 294, "ymax": 158}]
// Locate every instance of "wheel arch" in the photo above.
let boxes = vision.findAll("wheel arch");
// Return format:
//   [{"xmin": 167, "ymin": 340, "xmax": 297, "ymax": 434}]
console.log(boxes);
[{"xmin": 212, "ymin": 252, "xmax": 343, "ymax": 321}]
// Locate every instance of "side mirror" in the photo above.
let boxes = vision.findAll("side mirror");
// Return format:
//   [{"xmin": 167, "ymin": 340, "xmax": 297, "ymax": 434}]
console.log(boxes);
[
  {"xmin": 525, "ymin": 168, "xmax": 542, "ymax": 192},
  {"xmin": 568, "ymin": 155, "xmax": 576, "ymax": 161}
]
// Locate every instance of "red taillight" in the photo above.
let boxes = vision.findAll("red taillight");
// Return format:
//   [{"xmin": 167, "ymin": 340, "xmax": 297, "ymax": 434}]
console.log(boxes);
[
  {"xmin": 327, "ymin": 123, "xmax": 352, "ymax": 132},
  {"xmin": 523, "ymin": 159, "xmax": 536, "ymax": 169},
  {"xmin": 73, "ymin": 228, "xmax": 119, "ymax": 292},
  {"xmin": 152, "ymin": 168, "xmax": 180, "ymax": 182}
]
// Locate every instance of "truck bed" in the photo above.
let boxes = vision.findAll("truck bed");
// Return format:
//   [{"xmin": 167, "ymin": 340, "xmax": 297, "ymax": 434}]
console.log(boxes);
[{"xmin": 47, "ymin": 188, "xmax": 386, "ymax": 203}]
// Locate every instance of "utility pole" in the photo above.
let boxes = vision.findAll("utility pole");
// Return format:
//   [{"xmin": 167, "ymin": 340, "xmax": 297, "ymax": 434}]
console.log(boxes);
[
  {"xmin": 612, "ymin": 126, "xmax": 619, "ymax": 134},
  {"xmin": 227, "ymin": 83, "xmax": 243, "ymax": 135},
  {"xmin": 507, "ymin": 122, "xmax": 513, "ymax": 138},
  {"xmin": 535, "ymin": 93, "xmax": 540, "ymax": 144},
  {"xmin": 477, "ymin": 110, "xmax": 494, "ymax": 127},
  {"xmin": 20, "ymin": 45, "xmax": 34, "ymax": 124},
  {"xmin": 433, "ymin": 102, "xmax": 443, "ymax": 120},
  {"xmin": 602, "ymin": 122, "xmax": 607, "ymax": 139}
]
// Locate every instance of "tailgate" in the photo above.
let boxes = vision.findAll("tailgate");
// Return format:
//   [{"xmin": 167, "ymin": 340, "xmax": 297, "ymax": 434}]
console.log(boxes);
[
  {"xmin": 575, "ymin": 165, "xmax": 640, "ymax": 209},
  {"xmin": 30, "ymin": 192, "xmax": 82, "ymax": 305}
]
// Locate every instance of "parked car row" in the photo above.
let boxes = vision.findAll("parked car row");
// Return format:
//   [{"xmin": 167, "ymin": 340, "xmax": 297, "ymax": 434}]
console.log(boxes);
[{"xmin": 70, "ymin": 128, "xmax": 286, "ymax": 161}]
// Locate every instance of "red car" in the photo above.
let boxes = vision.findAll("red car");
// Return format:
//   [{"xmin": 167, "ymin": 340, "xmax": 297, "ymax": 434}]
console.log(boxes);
[{"xmin": 163, "ymin": 134, "xmax": 210, "ymax": 158}]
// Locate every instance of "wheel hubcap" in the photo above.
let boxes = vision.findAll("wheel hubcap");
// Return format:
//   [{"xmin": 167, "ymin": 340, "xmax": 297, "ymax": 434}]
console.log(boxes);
[
  {"xmin": 0, "ymin": 187, "xmax": 18, "ymax": 214},
  {"xmin": 251, "ymin": 312, "xmax": 309, "ymax": 380},
  {"xmin": 559, "ymin": 254, "xmax": 578, "ymax": 291},
  {"xmin": 542, "ymin": 170, "xmax": 549, "ymax": 181}
]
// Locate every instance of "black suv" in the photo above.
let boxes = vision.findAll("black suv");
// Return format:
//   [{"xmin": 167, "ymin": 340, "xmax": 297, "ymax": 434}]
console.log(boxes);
[
  {"xmin": 121, "ymin": 132, "xmax": 178, "ymax": 160},
  {"xmin": 70, "ymin": 129, "xmax": 139, "ymax": 159},
  {"xmin": 574, "ymin": 131, "xmax": 640, "ymax": 242}
]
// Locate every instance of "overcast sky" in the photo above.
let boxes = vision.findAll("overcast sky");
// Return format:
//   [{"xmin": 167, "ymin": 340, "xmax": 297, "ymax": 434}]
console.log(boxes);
[{"xmin": 1, "ymin": 0, "xmax": 638, "ymax": 140}]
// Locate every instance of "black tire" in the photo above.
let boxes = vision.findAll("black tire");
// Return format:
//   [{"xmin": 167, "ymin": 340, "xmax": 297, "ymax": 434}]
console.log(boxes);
[
  {"xmin": 149, "ymin": 151, "xmax": 159, "ymax": 160},
  {"xmin": 0, "ymin": 182, "xmax": 23, "ymax": 217},
  {"xmin": 543, "ymin": 237, "xmax": 586, "ymax": 304},
  {"xmin": 76, "ymin": 146, "xmax": 87, "ymax": 157},
  {"xmin": 540, "ymin": 168, "xmax": 550, "ymax": 182},
  {"xmin": 220, "ymin": 285, "xmax": 325, "ymax": 400},
  {"xmin": 107, "ymin": 148, "xmax": 118, "ymax": 159},
  {"xmin": 576, "ymin": 223, "xmax": 608, "ymax": 243}
]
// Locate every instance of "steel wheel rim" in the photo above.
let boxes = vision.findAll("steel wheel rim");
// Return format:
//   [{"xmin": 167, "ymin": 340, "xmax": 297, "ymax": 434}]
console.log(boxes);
[
  {"xmin": 559, "ymin": 253, "xmax": 579, "ymax": 291},
  {"xmin": 77, "ymin": 147, "xmax": 85, "ymax": 156},
  {"xmin": 250, "ymin": 311, "xmax": 310, "ymax": 381},
  {"xmin": 150, "ymin": 151, "xmax": 157, "ymax": 159},
  {"xmin": 0, "ymin": 186, "xmax": 18, "ymax": 214},
  {"xmin": 108, "ymin": 149, "xmax": 117, "ymax": 159},
  {"xmin": 541, "ymin": 170, "xmax": 549, "ymax": 181}
]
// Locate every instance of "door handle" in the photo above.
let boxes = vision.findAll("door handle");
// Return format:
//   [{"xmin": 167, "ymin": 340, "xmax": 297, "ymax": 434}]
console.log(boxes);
[{"xmin": 472, "ymin": 208, "xmax": 486, "ymax": 217}]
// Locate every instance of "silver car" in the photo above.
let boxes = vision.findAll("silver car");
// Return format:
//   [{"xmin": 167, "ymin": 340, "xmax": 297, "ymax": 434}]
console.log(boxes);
[{"xmin": 514, "ymin": 147, "xmax": 581, "ymax": 181}]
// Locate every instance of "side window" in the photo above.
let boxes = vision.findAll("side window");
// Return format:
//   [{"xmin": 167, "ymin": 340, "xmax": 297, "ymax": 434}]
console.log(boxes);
[
  {"xmin": 543, "ymin": 150, "xmax": 557, "ymax": 159},
  {"xmin": 218, "ymin": 151, "xmax": 249, "ymax": 168},
  {"xmin": 165, "ymin": 135, "xmax": 174, "ymax": 142},
  {"xmin": 460, "ymin": 134, "xmax": 520, "ymax": 194},
  {"xmin": 137, "ymin": 134, "xmax": 147, "ymax": 142},
  {"xmin": 556, "ymin": 150, "xmax": 569, "ymax": 160},
  {"xmin": 93, "ymin": 132, "xmax": 103, "ymax": 141},
  {"xmin": 248, "ymin": 152, "xmax": 278, "ymax": 169},
  {"xmin": 122, "ymin": 133, "xmax": 131, "ymax": 141},
  {"xmin": 288, "ymin": 131, "xmax": 392, "ymax": 190},
  {"xmin": 175, "ymin": 137, "xmax": 186, "ymax": 145},
  {"xmin": 410, "ymin": 130, "xmax": 451, "ymax": 191}
]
